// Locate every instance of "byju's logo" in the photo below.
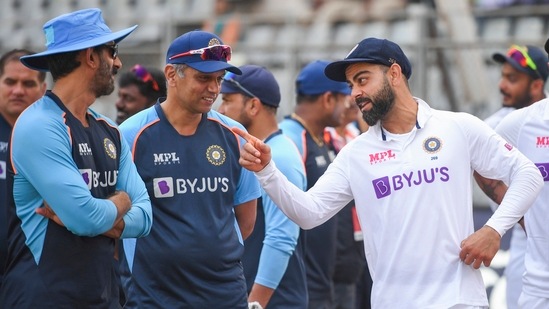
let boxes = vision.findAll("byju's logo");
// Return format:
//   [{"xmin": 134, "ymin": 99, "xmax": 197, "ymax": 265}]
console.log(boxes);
[
  {"xmin": 79, "ymin": 168, "xmax": 118, "ymax": 190},
  {"xmin": 372, "ymin": 167, "xmax": 450, "ymax": 199},
  {"xmin": 153, "ymin": 152, "xmax": 180, "ymax": 165},
  {"xmin": 154, "ymin": 177, "xmax": 174, "ymax": 198},
  {"xmin": 369, "ymin": 150, "xmax": 396, "ymax": 165},
  {"xmin": 78, "ymin": 143, "xmax": 93, "ymax": 156},
  {"xmin": 535, "ymin": 163, "xmax": 549, "ymax": 181}
]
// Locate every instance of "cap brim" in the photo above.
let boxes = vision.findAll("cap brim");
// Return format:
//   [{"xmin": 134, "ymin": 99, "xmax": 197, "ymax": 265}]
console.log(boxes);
[
  {"xmin": 20, "ymin": 25, "xmax": 138, "ymax": 72},
  {"xmin": 220, "ymin": 81, "xmax": 240, "ymax": 94},
  {"xmin": 492, "ymin": 53, "xmax": 507, "ymax": 64},
  {"xmin": 545, "ymin": 38, "xmax": 549, "ymax": 54},
  {"xmin": 492, "ymin": 53, "xmax": 539, "ymax": 79},
  {"xmin": 187, "ymin": 61, "xmax": 242, "ymax": 75},
  {"xmin": 324, "ymin": 58, "xmax": 380, "ymax": 82}
]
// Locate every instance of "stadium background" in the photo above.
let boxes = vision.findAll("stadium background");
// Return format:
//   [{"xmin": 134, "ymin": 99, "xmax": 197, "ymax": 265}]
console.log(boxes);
[{"xmin": 2, "ymin": 0, "xmax": 547, "ymax": 307}]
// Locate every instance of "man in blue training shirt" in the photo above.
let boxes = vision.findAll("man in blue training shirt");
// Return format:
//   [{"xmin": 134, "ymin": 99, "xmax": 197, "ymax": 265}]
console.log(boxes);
[
  {"xmin": 119, "ymin": 30, "xmax": 260, "ymax": 309},
  {"xmin": 278, "ymin": 60, "xmax": 350, "ymax": 309},
  {"xmin": 219, "ymin": 64, "xmax": 308, "ymax": 308},
  {"xmin": 1, "ymin": 9, "xmax": 153, "ymax": 308},
  {"xmin": 0, "ymin": 49, "xmax": 46, "ymax": 289}
]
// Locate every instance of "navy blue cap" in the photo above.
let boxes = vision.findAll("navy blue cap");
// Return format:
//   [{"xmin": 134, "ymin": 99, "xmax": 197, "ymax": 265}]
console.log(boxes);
[
  {"xmin": 493, "ymin": 45, "xmax": 548, "ymax": 81},
  {"xmin": 20, "ymin": 8, "xmax": 137, "ymax": 72},
  {"xmin": 221, "ymin": 65, "xmax": 281, "ymax": 107},
  {"xmin": 296, "ymin": 60, "xmax": 351, "ymax": 95},
  {"xmin": 166, "ymin": 30, "xmax": 241, "ymax": 75},
  {"xmin": 324, "ymin": 37, "xmax": 412, "ymax": 82}
]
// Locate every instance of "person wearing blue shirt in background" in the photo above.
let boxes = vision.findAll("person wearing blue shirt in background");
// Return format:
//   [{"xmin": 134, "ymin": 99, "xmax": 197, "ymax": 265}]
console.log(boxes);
[
  {"xmin": 0, "ymin": 49, "xmax": 46, "ymax": 290},
  {"xmin": 1, "ymin": 8, "xmax": 152, "ymax": 308},
  {"xmin": 119, "ymin": 30, "xmax": 260, "ymax": 309},
  {"xmin": 278, "ymin": 60, "xmax": 351, "ymax": 309},
  {"xmin": 219, "ymin": 64, "xmax": 308, "ymax": 309}
]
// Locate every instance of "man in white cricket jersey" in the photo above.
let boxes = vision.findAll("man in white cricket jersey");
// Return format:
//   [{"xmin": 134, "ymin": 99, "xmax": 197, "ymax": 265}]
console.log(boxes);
[
  {"xmin": 232, "ymin": 37, "xmax": 544, "ymax": 308},
  {"xmin": 478, "ymin": 39, "xmax": 549, "ymax": 309},
  {"xmin": 475, "ymin": 44, "xmax": 548, "ymax": 309}
]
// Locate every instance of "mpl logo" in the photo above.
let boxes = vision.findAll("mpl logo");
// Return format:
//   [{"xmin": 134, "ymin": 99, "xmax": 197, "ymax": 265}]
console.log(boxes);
[
  {"xmin": 153, "ymin": 152, "xmax": 180, "ymax": 165},
  {"xmin": 536, "ymin": 137, "xmax": 549, "ymax": 148},
  {"xmin": 153, "ymin": 177, "xmax": 174, "ymax": 198},
  {"xmin": 0, "ymin": 141, "xmax": 8, "ymax": 153},
  {"xmin": 369, "ymin": 150, "xmax": 396, "ymax": 165},
  {"xmin": 78, "ymin": 143, "xmax": 93, "ymax": 156}
]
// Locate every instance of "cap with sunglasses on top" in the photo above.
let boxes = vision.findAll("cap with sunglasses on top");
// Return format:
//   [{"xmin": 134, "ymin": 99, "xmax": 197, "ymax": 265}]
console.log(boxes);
[
  {"xmin": 221, "ymin": 65, "xmax": 281, "ymax": 107},
  {"xmin": 20, "ymin": 8, "xmax": 137, "ymax": 72},
  {"xmin": 493, "ymin": 45, "xmax": 548, "ymax": 82},
  {"xmin": 166, "ymin": 30, "xmax": 241, "ymax": 75}
]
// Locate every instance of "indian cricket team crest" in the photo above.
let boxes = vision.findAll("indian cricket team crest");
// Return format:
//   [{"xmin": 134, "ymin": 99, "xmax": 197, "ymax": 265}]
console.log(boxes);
[
  {"xmin": 206, "ymin": 145, "xmax": 226, "ymax": 166},
  {"xmin": 208, "ymin": 38, "xmax": 221, "ymax": 47},
  {"xmin": 423, "ymin": 137, "xmax": 442, "ymax": 154},
  {"xmin": 104, "ymin": 138, "xmax": 117, "ymax": 159}
]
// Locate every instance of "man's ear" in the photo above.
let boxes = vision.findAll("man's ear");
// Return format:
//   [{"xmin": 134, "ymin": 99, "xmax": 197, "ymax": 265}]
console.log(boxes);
[
  {"xmin": 165, "ymin": 65, "xmax": 178, "ymax": 86},
  {"xmin": 84, "ymin": 48, "xmax": 99, "ymax": 69},
  {"xmin": 247, "ymin": 97, "xmax": 262, "ymax": 116}
]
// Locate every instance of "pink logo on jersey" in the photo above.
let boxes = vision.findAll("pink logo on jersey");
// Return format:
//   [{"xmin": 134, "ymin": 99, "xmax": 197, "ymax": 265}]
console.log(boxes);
[
  {"xmin": 369, "ymin": 150, "xmax": 396, "ymax": 165},
  {"xmin": 536, "ymin": 137, "xmax": 549, "ymax": 148},
  {"xmin": 504, "ymin": 143, "xmax": 513, "ymax": 151}
]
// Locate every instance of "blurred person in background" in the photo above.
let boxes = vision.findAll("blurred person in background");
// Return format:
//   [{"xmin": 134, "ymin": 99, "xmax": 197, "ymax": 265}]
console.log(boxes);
[
  {"xmin": 0, "ymin": 49, "xmax": 46, "ymax": 289},
  {"xmin": 475, "ymin": 43, "xmax": 547, "ymax": 309},
  {"xmin": 115, "ymin": 64, "xmax": 166, "ymax": 124},
  {"xmin": 278, "ymin": 60, "xmax": 350, "ymax": 309},
  {"xmin": 219, "ymin": 64, "xmax": 308, "ymax": 308},
  {"xmin": 324, "ymin": 100, "xmax": 367, "ymax": 309},
  {"xmin": 202, "ymin": 0, "xmax": 242, "ymax": 47}
]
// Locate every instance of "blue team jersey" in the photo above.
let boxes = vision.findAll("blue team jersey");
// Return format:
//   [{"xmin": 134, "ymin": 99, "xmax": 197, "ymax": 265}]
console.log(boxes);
[
  {"xmin": 0, "ymin": 114, "xmax": 10, "ymax": 287},
  {"xmin": 119, "ymin": 103, "xmax": 261, "ymax": 308},
  {"xmin": 1, "ymin": 91, "xmax": 152, "ymax": 308},
  {"xmin": 279, "ymin": 116, "xmax": 338, "ymax": 306},
  {"xmin": 242, "ymin": 130, "xmax": 308, "ymax": 308}
]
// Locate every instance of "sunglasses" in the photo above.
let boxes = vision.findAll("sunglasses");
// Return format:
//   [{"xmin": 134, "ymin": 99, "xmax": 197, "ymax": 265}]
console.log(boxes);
[
  {"xmin": 169, "ymin": 45, "xmax": 232, "ymax": 62},
  {"xmin": 223, "ymin": 72, "xmax": 256, "ymax": 98},
  {"xmin": 104, "ymin": 44, "xmax": 118, "ymax": 59},
  {"xmin": 131, "ymin": 64, "xmax": 160, "ymax": 91},
  {"xmin": 508, "ymin": 45, "xmax": 540, "ymax": 77}
]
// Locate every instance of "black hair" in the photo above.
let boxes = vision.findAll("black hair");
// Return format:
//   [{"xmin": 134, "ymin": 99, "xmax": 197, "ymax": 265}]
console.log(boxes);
[
  {"xmin": 0, "ymin": 49, "xmax": 47, "ymax": 82},
  {"xmin": 118, "ymin": 65, "xmax": 167, "ymax": 104}
]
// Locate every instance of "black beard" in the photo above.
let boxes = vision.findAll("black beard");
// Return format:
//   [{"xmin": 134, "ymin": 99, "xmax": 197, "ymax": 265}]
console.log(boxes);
[{"xmin": 358, "ymin": 80, "xmax": 395, "ymax": 126}]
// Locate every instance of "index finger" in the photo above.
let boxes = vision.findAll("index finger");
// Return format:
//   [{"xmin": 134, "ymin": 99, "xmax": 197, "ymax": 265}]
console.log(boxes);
[{"xmin": 232, "ymin": 126, "xmax": 253, "ymax": 142}]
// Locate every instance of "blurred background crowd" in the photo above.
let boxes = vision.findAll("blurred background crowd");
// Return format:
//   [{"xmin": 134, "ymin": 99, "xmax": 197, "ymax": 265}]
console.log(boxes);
[{"xmin": 2, "ymin": 0, "xmax": 549, "ymax": 307}]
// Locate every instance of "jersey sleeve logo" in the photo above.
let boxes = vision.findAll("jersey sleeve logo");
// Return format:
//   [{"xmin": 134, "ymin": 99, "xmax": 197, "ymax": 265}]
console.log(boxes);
[
  {"xmin": 423, "ymin": 137, "xmax": 442, "ymax": 154},
  {"xmin": 206, "ymin": 145, "xmax": 226, "ymax": 166},
  {"xmin": 103, "ymin": 138, "xmax": 117, "ymax": 159}
]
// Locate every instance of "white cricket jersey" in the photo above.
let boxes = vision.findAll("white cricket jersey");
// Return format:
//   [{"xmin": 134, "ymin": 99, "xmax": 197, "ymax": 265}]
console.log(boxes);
[
  {"xmin": 496, "ymin": 99, "xmax": 549, "ymax": 299},
  {"xmin": 256, "ymin": 98, "xmax": 543, "ymax": 308}
]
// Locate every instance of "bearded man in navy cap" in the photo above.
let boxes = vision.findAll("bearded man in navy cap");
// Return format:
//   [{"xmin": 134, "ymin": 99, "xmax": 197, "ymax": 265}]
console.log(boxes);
[
  {"xmin": 118, "ymin": 30, "xmax": 260, "ymax": 308},
  {"xmin": 232, "ymin": 37, "xmax": 544, "ymax": 308},
  {"xmin": 219, "ymin": 65, "xmax": 308, "ymax": 309},
  {"xmin": 2, "ymin": 8, "xmax": 152, "ymax": 308}
]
